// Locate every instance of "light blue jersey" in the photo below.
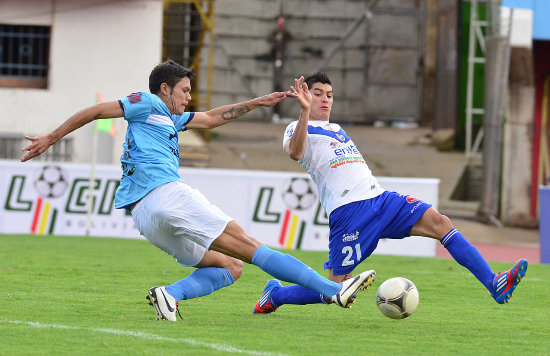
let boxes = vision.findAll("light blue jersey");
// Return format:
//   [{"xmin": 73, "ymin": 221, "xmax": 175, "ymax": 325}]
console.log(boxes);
[{"xmin": 114, "ymin": 92, "xmax": 194, "ymax": 209}]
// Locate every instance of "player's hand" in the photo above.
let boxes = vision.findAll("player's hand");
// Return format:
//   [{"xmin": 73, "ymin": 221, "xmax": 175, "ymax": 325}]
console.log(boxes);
[
  {"xmin": 258, "ymin": 91, "xmax": 296, "ymax": 107},
  {"xmin": 21, "ymin": 135, "xmax": 54, "ymax": 162},
  {"xmin": 290, "ymin": 76, "xmax": 312, "ymax": 111}
]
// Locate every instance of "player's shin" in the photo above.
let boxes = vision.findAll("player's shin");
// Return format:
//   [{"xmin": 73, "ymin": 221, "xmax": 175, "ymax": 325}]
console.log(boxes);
[
  {"xmin": 271, "ymin": 285, "xmax": 328, "ymax": 306},
  {"xmin": 165, "ymin": 267, "xmax": 234, "ymax": 301},
  {"xmin": 441, "ymin": 229, "xmax": 495, "ymax": 291},
  {"xmin": 251, "ymin": 245, "xmax": 341, "ymax": 298}
]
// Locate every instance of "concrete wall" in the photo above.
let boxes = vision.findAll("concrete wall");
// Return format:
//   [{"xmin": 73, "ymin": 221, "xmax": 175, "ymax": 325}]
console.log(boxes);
[
  {"xmin": 501, "ymin": 47, "xmax": 535, "ymax": 227},
  {"xmin": 0, "ymin": 0, "xmax": 163, "ymax": 164},
  {"xmin": 197, "ymin": 0, "xmax": 425, "ymax": 124}
]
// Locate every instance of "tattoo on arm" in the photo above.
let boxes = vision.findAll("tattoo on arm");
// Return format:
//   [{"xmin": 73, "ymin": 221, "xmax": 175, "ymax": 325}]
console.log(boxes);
[{"xmin": 221, "ymin": 105, "xmax": 250, "ymax": 121}]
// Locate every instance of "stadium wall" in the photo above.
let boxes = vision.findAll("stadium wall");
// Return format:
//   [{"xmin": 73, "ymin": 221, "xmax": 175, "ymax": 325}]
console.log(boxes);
[
  {"xmin": 197, "ymin": 0, "xmax": 426, "ymax": 124},
  {"xmin": 0, "ymin": 0, "xmax": 163, "ymax": 165},
  {"xmin": 0, "ymin": 160, "xmax": 439, "ymax": 257}
]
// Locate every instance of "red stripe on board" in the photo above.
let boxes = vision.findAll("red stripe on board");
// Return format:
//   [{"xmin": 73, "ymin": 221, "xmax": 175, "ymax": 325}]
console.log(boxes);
[
  {"xmin": 31, "ymin": 198, "xmax": 43, "ymax": 234},
  {"xmin": 278, "ymin": 210, "xmax": 291, "ymax": 245}
]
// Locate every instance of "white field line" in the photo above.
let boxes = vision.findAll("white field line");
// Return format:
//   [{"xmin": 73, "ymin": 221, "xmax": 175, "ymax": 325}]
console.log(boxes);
[{"xmin": 0, "ymin": 320, "xmax": 291, "ymax": 356}]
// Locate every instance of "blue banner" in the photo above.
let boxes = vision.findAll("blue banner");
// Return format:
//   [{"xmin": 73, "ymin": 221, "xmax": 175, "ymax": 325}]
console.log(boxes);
[{"xmin": 503, "ymin": 0, "xmax": 550, "ymax": 40}]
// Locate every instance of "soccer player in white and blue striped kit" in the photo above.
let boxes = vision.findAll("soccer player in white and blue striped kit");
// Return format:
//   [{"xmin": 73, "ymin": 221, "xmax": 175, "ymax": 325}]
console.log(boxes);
[
  {"xmin": 253, "ymin": 73, "xmax": 528, "ymax": 314},
  {"xmin": 21, "ymin": 61, "xmax": 376, "ymax": 321}
]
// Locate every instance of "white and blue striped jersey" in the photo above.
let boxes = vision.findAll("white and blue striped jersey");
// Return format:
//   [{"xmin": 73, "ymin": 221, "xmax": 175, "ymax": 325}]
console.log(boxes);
[
  {"xmin": 114, "ymin": 92, "xmax": 194, "ymax": 209},
  {"xmin": 283, "ymin": 120, "xmax": 384, "ymax": 215}
]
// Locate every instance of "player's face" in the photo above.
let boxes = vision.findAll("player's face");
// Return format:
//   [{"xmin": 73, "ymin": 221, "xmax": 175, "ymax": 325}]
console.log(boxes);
[
  {"xmin": 168, "ymin": 77, "xmax": 192, "ymax": 115},
  {"xmin": 309, "ymin": 82, "xmax": 333, "ymax": 121}
]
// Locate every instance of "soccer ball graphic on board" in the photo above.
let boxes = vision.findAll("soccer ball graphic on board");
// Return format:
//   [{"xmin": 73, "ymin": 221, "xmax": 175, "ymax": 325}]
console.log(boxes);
[
  {"xmin": 34, "ymin": 165, "xmax": 69, "ymax": 199},
  {"xmin": 281, "ymin": 177, "xmax": 318, "ymax": 211}
]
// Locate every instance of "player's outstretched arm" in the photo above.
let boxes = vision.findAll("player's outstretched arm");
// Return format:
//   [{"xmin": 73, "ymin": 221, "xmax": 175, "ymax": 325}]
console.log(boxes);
[
  {"xmin": 186, "ymin": 91, "xmax": 295, "ymax": 130},
  {"xmin": 284, "ymin": 76, "xmax": 311, "ymax": 161},
  {"xmin": 21, "ymin": 101, "xmax": 124, "ymax": 162}
]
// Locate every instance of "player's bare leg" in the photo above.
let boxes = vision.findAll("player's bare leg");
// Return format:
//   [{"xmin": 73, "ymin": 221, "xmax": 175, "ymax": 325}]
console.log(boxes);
[
  {"xmin": 147, "ymin": 251, "xmax": 242, "ymax": 322},
  {"xmin": 212, "ymin": 221, "xmax": 374, "ymax": 309}
]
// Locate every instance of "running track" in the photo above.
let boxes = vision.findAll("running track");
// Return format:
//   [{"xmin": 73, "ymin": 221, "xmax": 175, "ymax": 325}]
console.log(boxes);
[{"xmin": 436, "ymin": 242, "xmax": 541, "ymax": 263}]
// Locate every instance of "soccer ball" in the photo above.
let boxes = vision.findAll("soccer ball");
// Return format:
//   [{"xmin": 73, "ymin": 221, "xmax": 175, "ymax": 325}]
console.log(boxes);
[
  {"xmin": 281, "ymin": 177, "xmax": 317, "ymax": 210},
  {"xmin": 376, "ymin": 277, "xmax": 419, "ymax": 319},
  {"xmin": 34, "ymin": 165, "xmax": 69, "ymax": 198}
]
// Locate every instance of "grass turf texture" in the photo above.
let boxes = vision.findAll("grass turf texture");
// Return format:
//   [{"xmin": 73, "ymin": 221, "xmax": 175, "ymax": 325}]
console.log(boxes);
[{"xmin": 1, "ymin": 234, "xmax": 548, "ymax": 355}]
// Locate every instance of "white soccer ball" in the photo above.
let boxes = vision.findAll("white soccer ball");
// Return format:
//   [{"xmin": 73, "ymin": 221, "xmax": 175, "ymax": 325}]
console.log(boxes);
[{"xmin": 376, "ymin": 277, "xmax": 419, "ymax": 319}]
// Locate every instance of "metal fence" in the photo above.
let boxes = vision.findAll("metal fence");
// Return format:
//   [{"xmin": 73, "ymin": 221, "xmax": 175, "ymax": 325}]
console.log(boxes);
[{"xmin": 0, "ymin": 134, "xmax": 73, "ymax": 161}]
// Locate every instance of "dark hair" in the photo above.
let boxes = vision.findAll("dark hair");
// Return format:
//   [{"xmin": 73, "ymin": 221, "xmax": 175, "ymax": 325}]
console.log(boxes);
[
  {"xmin": 304, "ymin": 72, "xmax": 331, "ymax": 89},
  {"xmin": 149, "ymin": 59, "xmax": 194, "ymax": 94}
]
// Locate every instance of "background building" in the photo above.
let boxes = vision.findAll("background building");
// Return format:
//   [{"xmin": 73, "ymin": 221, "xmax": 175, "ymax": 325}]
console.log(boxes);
[
  {"xmin": 0, "ymin": 0, "xmax": 163, "ymax": 164},
  {"xmin": 1, "ymin": 0, "xmax": 427, "ymax": 164},
  {"xmin": 1, "ymin": 0, "xmax": 548, "ymax": 227}
]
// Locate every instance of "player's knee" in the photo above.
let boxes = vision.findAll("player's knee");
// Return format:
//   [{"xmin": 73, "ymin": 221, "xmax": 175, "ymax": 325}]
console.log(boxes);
[
  {"xmin": 227, "ymin": 258, "xmax": 243, "ymax": 281},
  {"xmin": 434, "ymin": 213, "xmax": 453, "ymax": 237}
]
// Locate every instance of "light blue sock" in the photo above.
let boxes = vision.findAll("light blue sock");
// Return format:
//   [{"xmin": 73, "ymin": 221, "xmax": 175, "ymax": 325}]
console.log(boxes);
[
  {"xmin": 441, "ymin": 229, "xmax": 495, "ymax": 292},
  {"xmin": 271, "ymin": 285, "xmax": 327, "ymax": 306},
  {"xmin": 165, "ymin": 267, "xmax": 234, "ymax": 301},
  {"xmin": 251, "ymin": 245, "xmax": 341, "ymax": 299}
]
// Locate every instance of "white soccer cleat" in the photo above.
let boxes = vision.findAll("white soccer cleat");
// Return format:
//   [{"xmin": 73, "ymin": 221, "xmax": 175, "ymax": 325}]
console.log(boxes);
[
  {"xmin": 331, "ymin": 270, "xmax": 376, "ymax": 308},
  {"xmin": 146, "ymin": 286, "xmax": 180, "ymax": 322}
]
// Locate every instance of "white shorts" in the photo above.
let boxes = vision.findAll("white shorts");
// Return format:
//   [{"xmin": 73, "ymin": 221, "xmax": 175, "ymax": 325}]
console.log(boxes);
[{"xmin": 131, "ymin": 181, "xmax": 233, "ymax": 267}]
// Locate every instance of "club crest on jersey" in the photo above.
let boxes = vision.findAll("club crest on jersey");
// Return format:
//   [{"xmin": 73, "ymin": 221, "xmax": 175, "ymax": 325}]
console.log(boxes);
[
  {"xmin": 335, "ymin": 133, "xmax": 346, "ymax": 142},
  {"xmin": 285, "ymin": 127, "xmax": 294, "ymax": 138},
  {"xmin": 406, "ymin": 196, "xmax": 419, "ymax": 204}
]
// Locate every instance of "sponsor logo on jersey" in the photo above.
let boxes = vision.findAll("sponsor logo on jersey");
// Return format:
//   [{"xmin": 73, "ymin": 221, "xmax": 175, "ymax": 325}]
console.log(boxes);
[
  {"xmin": 342, "ymin": 231, "xmax": 359, "ymax": 242},
  {"xmin": 122, "ymin": 163, "xmax": 135, "ymax": 177},
  {"xmin": 127, "ymin": 92, "xmax": 143, "ymax": 104},
  {"xmin": 410, "ymin": 201, "xmax": 422, "ymax": 214},
  {"xmin": 329, "ymin": 156, "xmax": 366, "ymax": 169},
  {"xmin": 332, "ymin": 144, "xmax": 360, "ymax": 157},
  {"xmin": 406, "ymin": 195, "xmax": 423, "ymax": 214},
  {"xmin": 169, "ymin": 146, "xmax": 179, "ymax": 158},
  {"xmin": 330, "ymin": 141, "xmax": 338, "ymax": 147},
  {"xmin": 168, "ymin": 132, "xmax": 177, "ymax": 141}
]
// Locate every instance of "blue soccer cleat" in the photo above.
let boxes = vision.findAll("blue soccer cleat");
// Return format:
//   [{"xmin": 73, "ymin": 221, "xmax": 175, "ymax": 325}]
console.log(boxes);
[
  {"xmin": 491, "ymin": 259, "xmax": 528, "ymax": 304},
  {"xmin": 253, "ymin": 279, "xmax": 282, "ymax": 314}
]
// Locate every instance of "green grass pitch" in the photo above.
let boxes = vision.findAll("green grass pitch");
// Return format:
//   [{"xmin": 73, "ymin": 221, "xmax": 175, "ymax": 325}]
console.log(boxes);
[{"xmin": 1, "ymin": 234, "xmax": 549, "ymax": 355}]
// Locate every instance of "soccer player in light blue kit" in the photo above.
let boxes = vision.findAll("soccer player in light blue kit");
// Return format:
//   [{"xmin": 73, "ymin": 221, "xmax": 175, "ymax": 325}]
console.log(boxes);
[
  {"xmin": 253, "ymin": 73, "xmax": 528, "ymax": 314},
  {"xmin": 21, "ymin": 60, "xmax": 375, "ymax": 322}
]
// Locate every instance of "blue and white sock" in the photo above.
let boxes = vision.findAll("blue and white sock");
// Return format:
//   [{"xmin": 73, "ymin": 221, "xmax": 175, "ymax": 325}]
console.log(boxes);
[
  {"xmin": 165, "ymin": 267, "xmax": 234, "ymax": 301},
  {"xmin": 252, "ymin": 245, "xmax": 341, "ymax": 299},
  {"xmin": 441, "ymin": 229, "xmax": 495, "ymax": 292},
  {"xmin": 271, "ymin": 285, "xmax": 327, "ymax": 306}
]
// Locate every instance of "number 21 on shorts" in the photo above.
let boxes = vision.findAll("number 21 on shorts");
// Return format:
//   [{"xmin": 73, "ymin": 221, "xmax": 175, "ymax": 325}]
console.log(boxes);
[{"xmin": 342, "ymin": 243, "xmax": 362, "ymax": 266}]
